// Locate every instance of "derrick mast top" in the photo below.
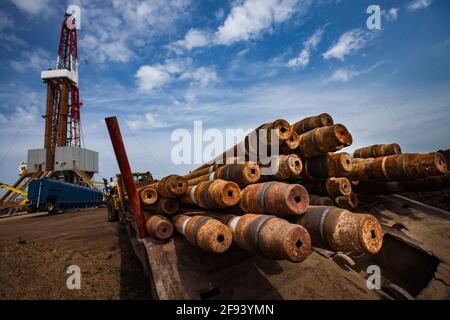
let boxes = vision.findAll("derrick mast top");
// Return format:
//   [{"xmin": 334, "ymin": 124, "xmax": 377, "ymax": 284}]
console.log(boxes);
[{"xmin": 57, "ymin": 12, "xmax": 79, "ymax": 81}]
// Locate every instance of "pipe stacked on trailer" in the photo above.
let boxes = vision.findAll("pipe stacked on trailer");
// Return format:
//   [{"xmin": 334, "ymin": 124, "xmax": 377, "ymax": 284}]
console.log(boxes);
[{"xmin": 124, "ymin": 113, "xmax": 449, "ymax": 261}]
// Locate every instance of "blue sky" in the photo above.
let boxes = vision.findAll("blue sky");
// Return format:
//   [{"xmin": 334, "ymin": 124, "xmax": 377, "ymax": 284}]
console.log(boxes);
[{"xmin": 0, "ymin": 0, "xmax": 449, "ymax": 184}]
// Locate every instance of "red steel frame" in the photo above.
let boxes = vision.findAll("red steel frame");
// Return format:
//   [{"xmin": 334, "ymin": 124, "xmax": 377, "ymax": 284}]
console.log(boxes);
[{"xmin": 56, "ymin": 14, "xmax": 81, "ymax": 147}]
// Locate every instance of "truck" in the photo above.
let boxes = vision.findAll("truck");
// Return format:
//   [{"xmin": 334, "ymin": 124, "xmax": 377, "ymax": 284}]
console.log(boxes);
[{"xmin": 28, "ymin": 178, "xmax": 103, "ymax": 212}]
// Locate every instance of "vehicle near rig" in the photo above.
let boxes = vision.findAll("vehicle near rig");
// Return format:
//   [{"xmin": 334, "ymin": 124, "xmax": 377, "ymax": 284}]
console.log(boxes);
[{"xmin": 27, "ymin": 178, "xmax": 102, "ymax": 212}]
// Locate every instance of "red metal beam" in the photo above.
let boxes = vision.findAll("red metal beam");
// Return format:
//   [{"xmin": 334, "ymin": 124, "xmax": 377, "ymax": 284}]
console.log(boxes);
[{"xmin": 105, "ymin": 116, "xmax": 146, "ymax": 239}]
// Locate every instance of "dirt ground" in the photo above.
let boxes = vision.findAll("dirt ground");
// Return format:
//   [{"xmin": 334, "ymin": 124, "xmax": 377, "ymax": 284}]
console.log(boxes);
[{"xmin": 0, "ymin": 208, "xmax": 152, "ymax": 299}]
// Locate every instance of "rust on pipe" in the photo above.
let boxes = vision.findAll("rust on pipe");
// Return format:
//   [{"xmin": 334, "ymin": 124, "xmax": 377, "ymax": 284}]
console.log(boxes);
[
  {"xmin": 301, "ymin": 152, "xmax": 352, "ymax": 179},
  {"xmin": 171, "ymin": 214, "xmax": 233, "ymax": 253},
  {"xmin": 280, "ymin": 130, "xmax": 300, "ymax": 154},
  {"xmin": 150, "ymin": 175, "xmax": 187, "ymax": 198},
  {"xmin": 240, "ymin": 182, "xmax": 309, "ymax": 216},
  {"xmin": 345, "ymin": 153, "xmax": 448, "ymax": 181},
  {"xmin": 298, "ymin": 206, "xmax": 383, "ymax": 254},
  {"xmin": 257, "ymin": 119, "xmax": 292, "ymax": 142},
  {"xmin": 354, "ymin": 143, "xmax": 402, "ymax": 159},
  {"xmin": 180, "ymin": 179, "xmax": 240, "ymax": 209},
  {"xmin": 145, "ymin": 197, "xmax": 180, "ymax": 215},
  {"xmin": 188, "ymin": 163, "xmax": 261, "ymax": 186},
  {"xmin": 105, "ymin": 116, "xmax": 147, "ymax": 239},
  {"xmin": 309, "ymin": 194, "xmax": 334, "ymax": 206},
  {"xmin": 352, "ymin": 157, "xmax": 374, "ymax": 164},
  {"xmin": 137, "ymin": 186, "xmax": 158, "ymax": 206},
  {"xmin": 184, "ymin": 164, "xmax": 217, "ymax": 181},
  {"xmin": 292, "ymin": 113, "xmax": 334, "ymax": 135},
  {"xmin": 187, "ymin": 172, "xmax": 212, "ymax": 186},
  {"xmin": 297, "ymin": 124, "xmax": 353, "ymax": 159},
  {"xmin": 260, "ymin": 154, "xmax": 302, "ymax": 181},
  {"xmin": 334, "ymin": 193, "xmax": 359, "ymax": 210},
  {"xmin": 215, "ymin": 163, "xmax": 261, "ymax": 186},
  {"xmin": 145, "ymin": 215, "xmax": 173, "ymax": 240},
  {"xmin": 216, "ymin": 213, "xmax": 311, "ymax": 262},
  {"xmin": 302, "ymin": 177, "xmax": 352, "ymax": 198}
]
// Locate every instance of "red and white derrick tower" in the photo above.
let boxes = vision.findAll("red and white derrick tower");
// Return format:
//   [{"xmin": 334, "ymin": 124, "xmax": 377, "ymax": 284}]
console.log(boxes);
[{"xmin": 41, "ymin": 11, "xmax": 82, "ymax": 171}]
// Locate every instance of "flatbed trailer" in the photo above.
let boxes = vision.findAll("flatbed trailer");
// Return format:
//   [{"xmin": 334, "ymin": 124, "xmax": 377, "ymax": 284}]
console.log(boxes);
[
  {"xmin": 106, "ymin": 116, "xmax": 450, "ymax": 300},
  {"xmin": 119, "ymin": 194, "xmax": 450, "ymax": 300}
]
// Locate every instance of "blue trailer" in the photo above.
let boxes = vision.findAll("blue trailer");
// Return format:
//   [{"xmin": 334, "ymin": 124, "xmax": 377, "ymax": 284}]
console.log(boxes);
[{"xmin": 28, "ymin": 178, "xmax": 103, "ymax": 212}]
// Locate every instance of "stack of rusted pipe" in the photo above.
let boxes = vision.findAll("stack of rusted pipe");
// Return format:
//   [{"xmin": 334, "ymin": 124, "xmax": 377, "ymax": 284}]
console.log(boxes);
[
  {"xmin": 141, "ymin": 115, "xmax": 444, "ymax": 264},
  {"xmin": 136, "ymin": 113, "xmax": 448, "ymax": 264}
]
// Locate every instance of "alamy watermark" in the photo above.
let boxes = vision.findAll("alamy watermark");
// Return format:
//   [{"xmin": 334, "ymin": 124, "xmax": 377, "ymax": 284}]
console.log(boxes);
[
  {"xmin": 170, "ymin": 121, "xmax": 281, "ymax": 176},
  {"xmin": 66, "ymin": 265, "xmax": 81, "ymax": 290},
  {"xmin": 366, "ymin": 264, "xmax": 381, "ymax": 290}
]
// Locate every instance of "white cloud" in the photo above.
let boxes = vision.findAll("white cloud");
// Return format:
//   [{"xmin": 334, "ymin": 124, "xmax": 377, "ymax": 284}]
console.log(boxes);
[
  {"xmin": 0, "ymin": 11, "xmax": 14, "ymax": 30},
  {"xmin": 170, "ymin": 0, "xmax": 309, "ymax": 51},
  {"xmin": 82, "ymin": 35, "xmax": 134, "ymax": 63},
  {"xmin": 171, "ymin": 28, "xmax": 212, "ymax": 51},
  {"xmin": 326, "ymin": 62, "xmax": 384, "ymax": 82},
  {"xmin": 384, "ymin": 8, "xmax": 399, "ymax": 21},
  {"xmin": 9, "ymin": 0, "xmax": 51, "ymax": 15},
  {"xmin": 215, "ymin": 0, "xmax": 302, "ymax": 45},
  {"xmin": 180, "ymin": 67, "xmax": 218, "ymax": 87},
  {"xmin": 135, "ymin": 65, "xmax": 172, "ymax": 92},
  {"xmin": 10, "ymin": 48, "xmax": 50, "ymax": 72},
  {"xmin": 288, "ymin": 27, "xmax": 324, "ymax": 68},
  {"xmin": 78, "ymin": 0, "xmax": 192, "ymax": 63},
  {"xmin": 135, "ymin": 59, "xmax": 217, "ymax": 92},
  {"xmin": 323, "ymin": 29, "xmax": 374, "ymax": 61},
  {"xmin": 407, "ymin": 0, "xmax": 432, "ymax": 11},
  {"xmin": 0, "ymin": 105, "xmax": 39, "ymax": 126},
  {"xmin": 112, "ymin": 0, "xmax": 192, "ymax": 33},
  {"xmin": 125, "ymin": 113, "xmax": 170, "ymax": 130},
  {"xmin": 329, "ymin": 68, "xmax": 357, "ymax": 82}
]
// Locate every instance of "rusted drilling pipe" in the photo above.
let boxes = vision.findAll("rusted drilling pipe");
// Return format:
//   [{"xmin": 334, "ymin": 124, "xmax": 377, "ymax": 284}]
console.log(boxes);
[
  {"xmin": 150, "ymin": 175, "xmax": 188, "ymax": 198},
  {"xmin": 334, "ymin": 193, "xmax": 359, "ymax": 210},
  {"xmin": 345, "ymin": 153, "xmax": 448, "ymax": 181},
  {"xmin": 180, "ymin": 179, "xmax": 240, "ymax": 209},
  {"xmin": 280, "ymin": 130, "xmax": 300, "ymax": 154},
  {"xmin": 105, "ymin": 116, "xmax": 146, "ymax": 239},
  {"xmin": 215, "ymin": 162, "xmax": 261, "ymax": 186},
  {"xmin": 298, "ymin": 206, "xmax": 383, "ymax": 254},
  {"xmin": 184, "ymin": 164, "xmax": 217, "ymax": 181},
  {"xmin": 187, "ymin": 163, "xmax": 261, "ymax": 186},
  {"xmin": 309, "ymin": 194, "xmax": 334, "ymax": 206},
  {"xmin": 297, "ymin": 124, "xmax": 353, "ymax": 159},
  {"xmin": 240, "ymin": 182, "xmax": 309, "ymax": 216},
  {"xmin": 260, "ymin": 154, "xmax": 302, "ymax": 181},
  {"xmin": 195, "ymin": 119, "xmax": 292, "ymax": 170},
  {"xmin": 257, "ymin": 119, "xmax": 292, "ymax": 142},
  {"xmin": 292, "ymin": 113, "xmax": 334, "ymax": 135},
  {"xmin": 137, "ymin": 186, "xmax": 158, "ymax": 206},
  {"xmin": 301, "ymin": 152, "xmax": 352, "ymax": 179},
  {"xmin": 171, "ymin": 214, "xmax": 233, "ymax": 253},
  {"xmin": 209, "ymin": 213, "xmax": 311, "ymax": 262},
  {"xmin": 145, "ymin": 198, "xmax": 179, "ymax": 215},
  {"xmin": 302, "ymin": 177, "xmax": 352, "ymax": 198},
  {"xmin": 354, "ymin": 143, "xmax": 402, "ymax": 159},
  {"xmin": 145, "ymin": 215, "xmax": 173, "ymax": 240}
]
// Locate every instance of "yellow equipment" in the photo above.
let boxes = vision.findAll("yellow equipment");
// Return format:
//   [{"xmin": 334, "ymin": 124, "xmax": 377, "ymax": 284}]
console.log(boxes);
[{"xmin": 0, "ymin": 182, "xmax": 29, "ymax": 206}]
